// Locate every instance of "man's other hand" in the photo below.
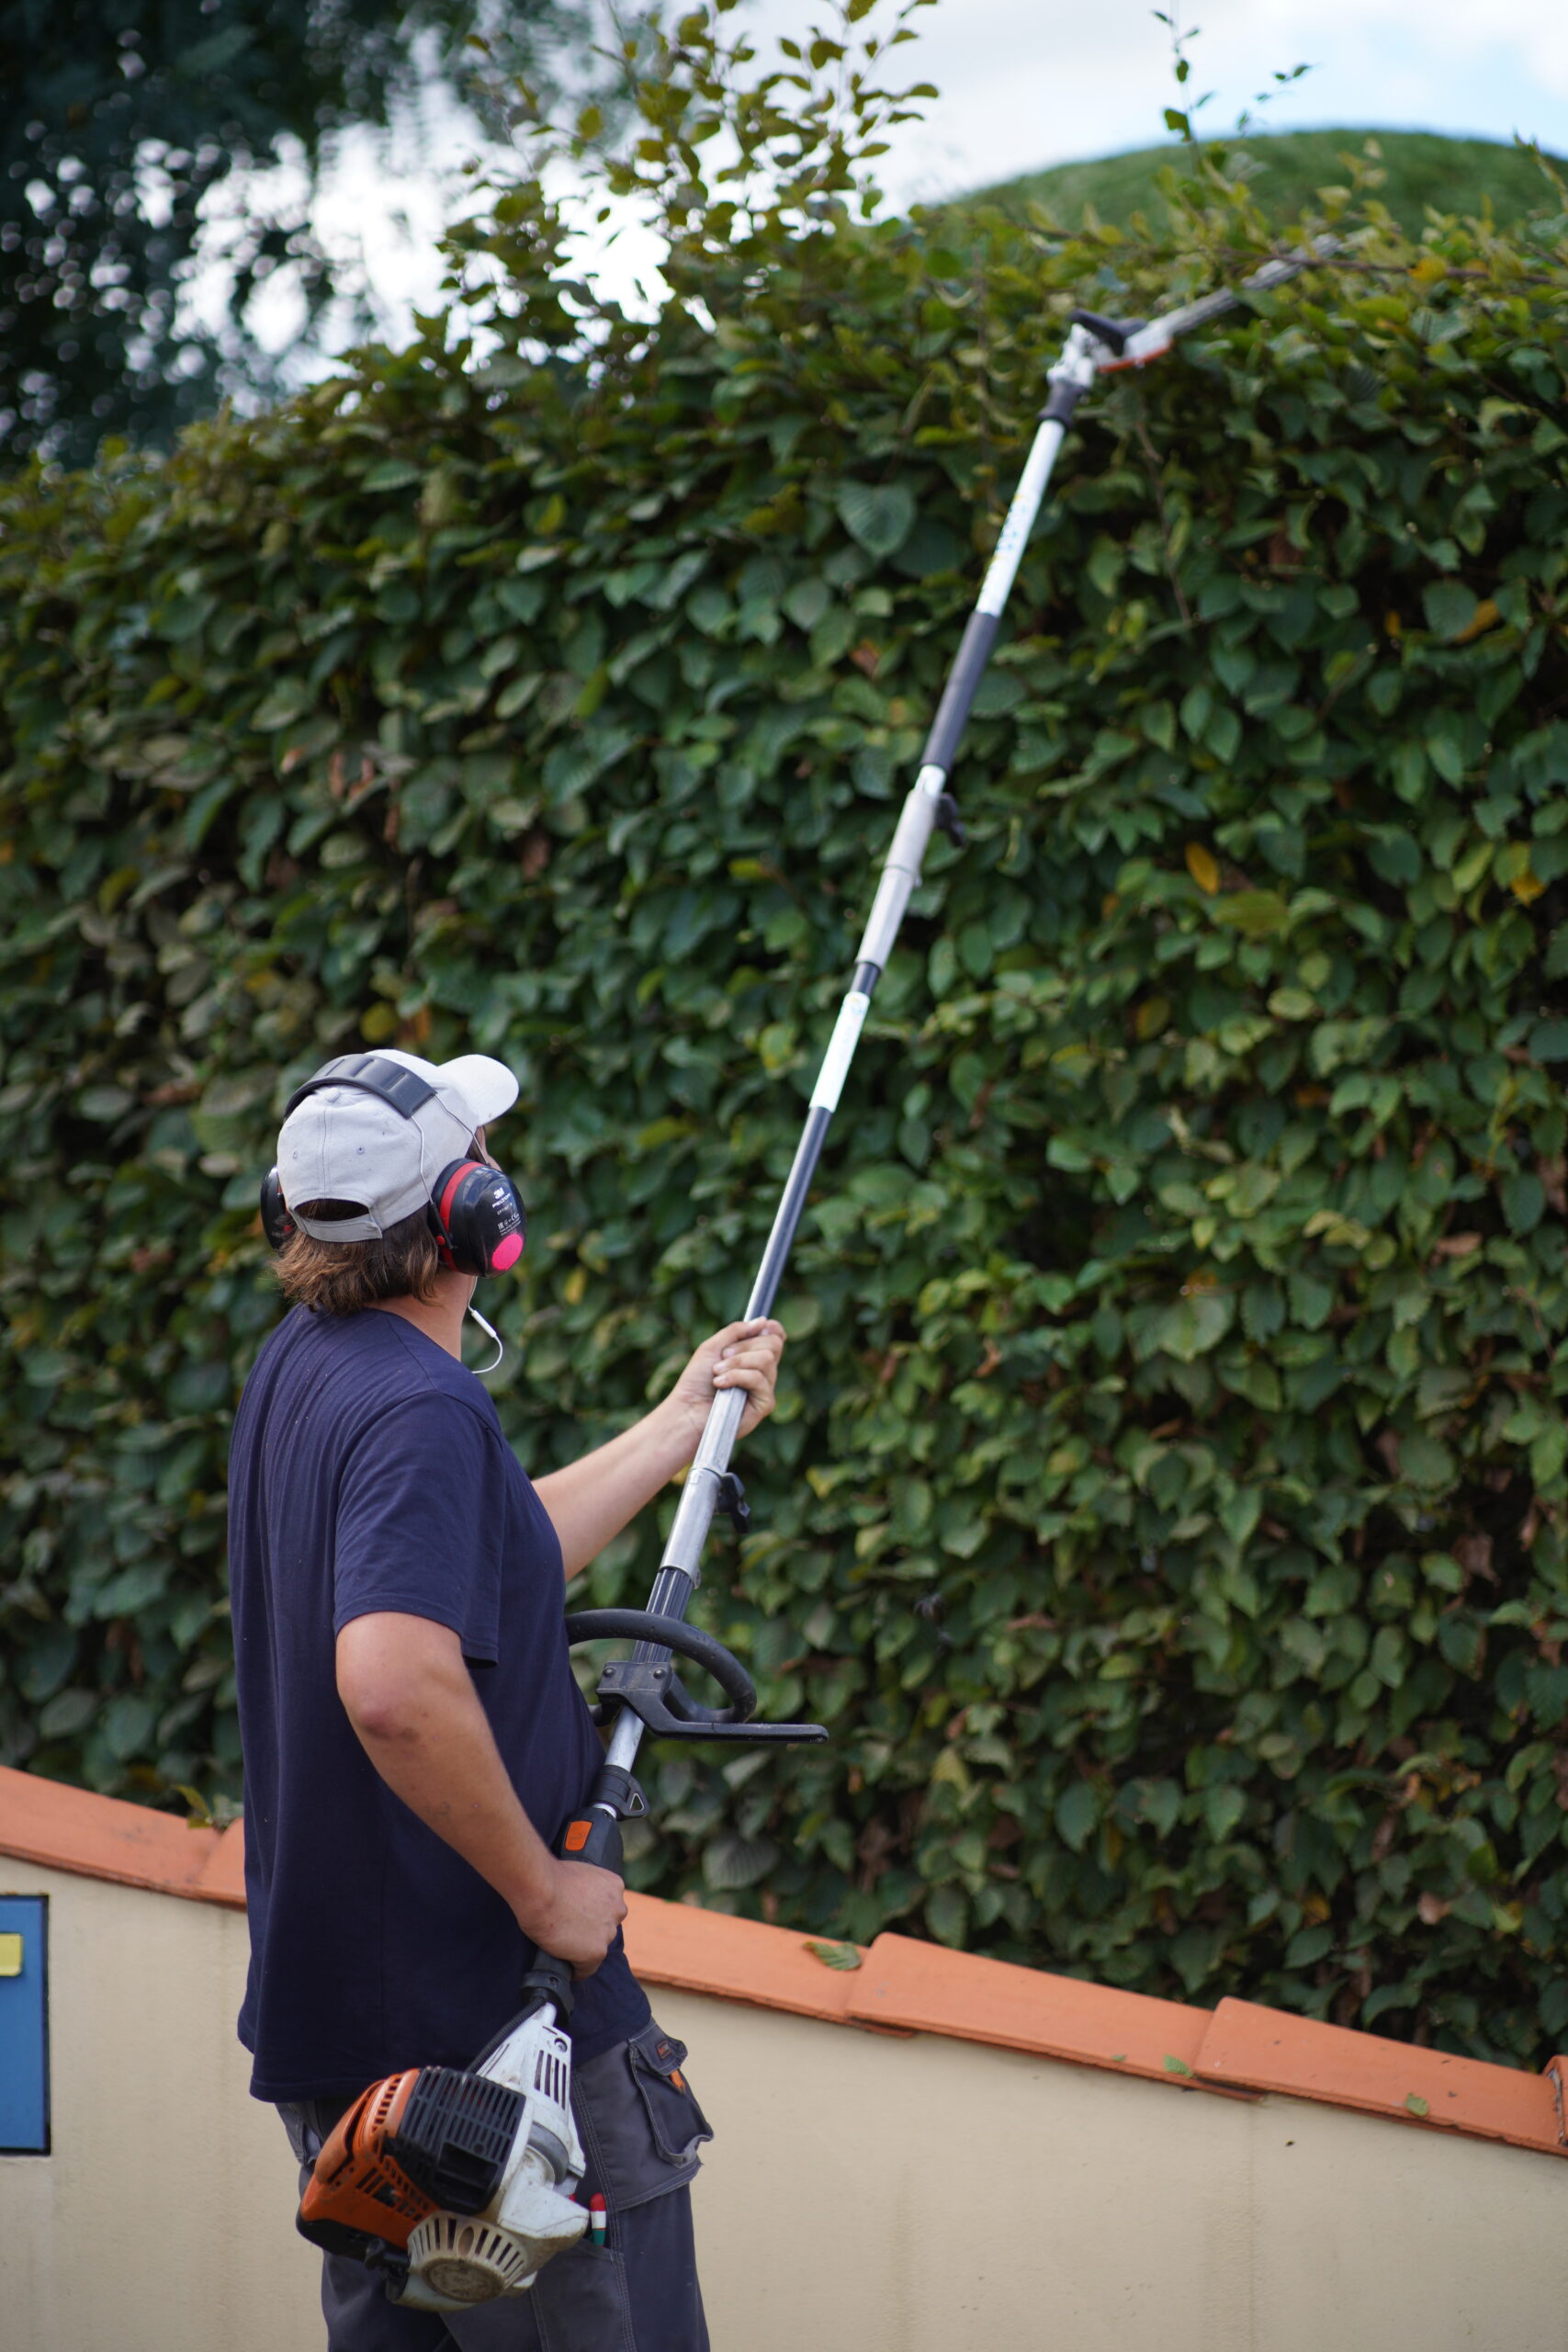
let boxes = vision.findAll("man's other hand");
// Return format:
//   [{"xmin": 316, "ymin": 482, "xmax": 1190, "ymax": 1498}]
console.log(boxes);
[
  {"xmin": 523, "ymin": 1858, "xmax": 628, "ymax": 1977},
  {"xmin": 667, "ymin": 1317, "xmax": 786, "ymax": 1444}
]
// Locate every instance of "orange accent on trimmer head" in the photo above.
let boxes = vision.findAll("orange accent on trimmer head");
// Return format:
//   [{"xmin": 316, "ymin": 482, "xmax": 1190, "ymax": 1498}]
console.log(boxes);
[{"xmin": 299, "ymin": 2070, "xmax": 437, "ymax": 2254}]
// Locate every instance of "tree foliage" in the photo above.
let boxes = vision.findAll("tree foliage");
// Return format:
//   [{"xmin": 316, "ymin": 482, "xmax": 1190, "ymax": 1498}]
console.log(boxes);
[
  {"xmin": 981, "ymin": 129, "xmax": 1568, "ymax": 244},
  {"xmin": 0, "ymin": 0, "xmax": 588, "ymax": 469},
  {"xmin": 5, "ymin": 1, "xmax": 1568, "ymax": 2066}
]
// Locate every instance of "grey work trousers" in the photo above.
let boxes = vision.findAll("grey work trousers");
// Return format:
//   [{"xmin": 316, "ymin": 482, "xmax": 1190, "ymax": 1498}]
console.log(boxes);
[{"xmin": 279, "ymin": 2022, "xmax": 712, "ymax": 2352}]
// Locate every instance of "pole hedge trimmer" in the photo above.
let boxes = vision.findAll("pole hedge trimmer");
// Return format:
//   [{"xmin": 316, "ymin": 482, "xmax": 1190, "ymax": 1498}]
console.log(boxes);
[{"xmin": 299, "ymin": 240, "xmax": 1334, "ymax": 2312}]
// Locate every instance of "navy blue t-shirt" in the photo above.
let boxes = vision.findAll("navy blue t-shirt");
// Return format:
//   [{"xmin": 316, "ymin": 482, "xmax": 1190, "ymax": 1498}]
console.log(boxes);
[{"xmin": 228, "ymin": 1305, "xmax": 649, "ymax": 2102}]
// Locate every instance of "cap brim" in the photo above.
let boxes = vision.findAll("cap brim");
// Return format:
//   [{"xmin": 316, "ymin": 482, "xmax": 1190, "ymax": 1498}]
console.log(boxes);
[{"xmin": 435, "ymin": 1054, "xmax": 519, "ymax": 1129}]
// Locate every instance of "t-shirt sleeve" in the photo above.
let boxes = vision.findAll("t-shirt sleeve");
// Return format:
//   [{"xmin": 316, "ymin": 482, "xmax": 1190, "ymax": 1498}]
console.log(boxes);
[{"xmin": 333, "ymin": 1396, "xmax": 506, "ymax": 1663}]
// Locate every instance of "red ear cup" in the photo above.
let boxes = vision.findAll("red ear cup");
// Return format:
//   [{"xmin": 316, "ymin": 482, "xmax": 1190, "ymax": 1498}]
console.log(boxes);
[{"xmin": 428, "ymin": 1160, "xmax": 526, "ymax": 1277}]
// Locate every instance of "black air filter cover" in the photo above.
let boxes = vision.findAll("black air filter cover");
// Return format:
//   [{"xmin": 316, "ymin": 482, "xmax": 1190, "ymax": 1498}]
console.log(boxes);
[{"xmin": 387, "ymin": 2068, "xmax": 524, "ymax": 2214}]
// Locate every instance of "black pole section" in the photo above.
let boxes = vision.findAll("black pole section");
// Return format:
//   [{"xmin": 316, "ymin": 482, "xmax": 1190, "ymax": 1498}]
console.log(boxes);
[
  {"xmin": 1042, "ymin": 375, "xmax": 1090, "ymax": 425},
  {"xmin": 745, "ymin": 1105, "xmax": 835, "ymax": 1323},
  {"xmin": 632, "ymin": 1568, "xmax": 696, "ymax": 1658},
  {"xmin": 919, "ymin": 610, "xmax": 1000, "ymax": 776}
]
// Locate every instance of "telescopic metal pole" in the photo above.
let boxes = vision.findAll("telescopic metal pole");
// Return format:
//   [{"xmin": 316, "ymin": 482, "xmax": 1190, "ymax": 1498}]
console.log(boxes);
[{"xmin": 598, "ymin": 239, "xmax": 1337, "ymax": 1791}]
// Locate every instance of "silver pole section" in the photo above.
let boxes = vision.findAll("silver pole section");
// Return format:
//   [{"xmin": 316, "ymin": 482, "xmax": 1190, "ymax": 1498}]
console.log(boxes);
[
  {"xmin": 852, "ymin": 763, "xmax": 945, "ymax": 977},
  {"xmin": 603, "ymin": 1695, "xmax": 647, "ymax": 1778}
]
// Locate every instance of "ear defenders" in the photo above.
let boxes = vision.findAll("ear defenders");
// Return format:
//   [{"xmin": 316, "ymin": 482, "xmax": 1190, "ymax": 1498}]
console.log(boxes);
[
  {"xmin": 260, "ymin": 1053, "xmax": 525, "ymax": 1279},
  {"xmin": 428, "ymin": 1157, "xmax": 525, "ymax": 1277}
]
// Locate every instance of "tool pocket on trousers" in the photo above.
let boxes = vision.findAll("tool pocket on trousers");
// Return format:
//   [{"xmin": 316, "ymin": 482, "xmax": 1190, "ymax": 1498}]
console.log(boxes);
[
  {"xmin": 572, "ymin": 2020, "xmax": 714, "ymax": 2212},
  {"xmin": 529, "ymin": 2242, "xmax": 637, "ymax": 2352},
  {"xmin": 627, "ymin": 2025, "xmax": 713, "ymax": 2170}
]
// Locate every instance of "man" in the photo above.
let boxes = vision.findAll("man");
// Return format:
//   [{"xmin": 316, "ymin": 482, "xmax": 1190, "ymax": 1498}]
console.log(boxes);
[{"xmin": 228, "ymin": 1044, "xmax": 786, "ymax": 2351}]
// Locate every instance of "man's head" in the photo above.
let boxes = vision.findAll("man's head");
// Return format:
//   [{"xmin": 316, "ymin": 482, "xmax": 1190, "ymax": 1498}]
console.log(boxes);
[{"xmin": 265, "ymin": 1048, "xmax": 524, "ymax": 1315}]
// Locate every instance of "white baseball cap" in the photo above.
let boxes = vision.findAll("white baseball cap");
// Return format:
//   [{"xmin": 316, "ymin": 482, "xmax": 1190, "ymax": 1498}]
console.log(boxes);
[{"xmin": 276, "ymin": 1048, "xmax": 519, "ymax": 1241}]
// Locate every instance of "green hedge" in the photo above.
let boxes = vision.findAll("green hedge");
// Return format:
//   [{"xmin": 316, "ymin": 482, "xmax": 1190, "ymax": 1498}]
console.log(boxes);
[
  {"xmin": 980, "ymin": 129, "xmax": 1568, "ymax": 242},
  {"xmin": 5, "ymin": 135, "xmax": 1568, "ymax": 2063}
]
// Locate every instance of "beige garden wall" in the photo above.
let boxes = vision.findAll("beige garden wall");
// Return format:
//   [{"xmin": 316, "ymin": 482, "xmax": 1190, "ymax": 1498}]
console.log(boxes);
[{"xmin": 2, "ymin": 1857, "xmax": 1563, "ymax": 2352}]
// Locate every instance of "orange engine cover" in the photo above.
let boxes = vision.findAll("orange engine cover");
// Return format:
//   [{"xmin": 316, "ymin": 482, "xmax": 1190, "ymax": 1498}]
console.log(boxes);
[{"xmin": 299, "ymin": 2070, "xmax": 438, "ymax": 2251}]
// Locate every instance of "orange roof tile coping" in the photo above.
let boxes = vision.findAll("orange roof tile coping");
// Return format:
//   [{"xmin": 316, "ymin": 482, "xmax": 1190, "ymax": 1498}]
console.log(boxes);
[
  {"xmin": 0, "ymin": 1762, "xmax": 237, "ymax": 1905},
  {"xmin": 1198, "ymin": 1997, "xmax": 1564, "ymax": 2159},
  {"xmin": 4, "ymin": 1764, "xmax": 1564, "ymax": 2161},
  {"xmin": 849, "ymin": 1932, "xmax": 1213, "ymax": 2089},
  {"xmin": 195, "ymin": 1819, "xmax": 248, "ymax": 1905},
  {"xmin": 622, "ymin": 1893, "xmax": 868, "ymax": 2026}
]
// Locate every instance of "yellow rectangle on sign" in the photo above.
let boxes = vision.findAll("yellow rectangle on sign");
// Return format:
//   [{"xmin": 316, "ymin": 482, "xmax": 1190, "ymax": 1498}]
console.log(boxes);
[{"xmin": 0, "ymin": 1932, "xmax": 22, "ymax": 1977}]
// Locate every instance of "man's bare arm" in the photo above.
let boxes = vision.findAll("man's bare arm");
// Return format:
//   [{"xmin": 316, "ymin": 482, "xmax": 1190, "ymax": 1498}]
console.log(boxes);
[
  {"xmin": 335, "ymin": 1611, "xmax": 625, "ymax": 1972},
  {"xmin": 533, "ymin": 1318, "xmax": 785, "ymax": 1579}
]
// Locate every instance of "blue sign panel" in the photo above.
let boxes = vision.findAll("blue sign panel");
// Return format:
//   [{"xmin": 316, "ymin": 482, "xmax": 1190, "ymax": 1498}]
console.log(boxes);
[{"xmin": 0, "ymin": 1894, "xmax": 49, "ymax": 2154}]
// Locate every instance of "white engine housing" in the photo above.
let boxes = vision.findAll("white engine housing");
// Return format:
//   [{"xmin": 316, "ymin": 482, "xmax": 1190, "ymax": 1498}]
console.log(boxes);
[{"xmin": 395, "ymin": 2012, "xmax": 588, "ymax": 2312}]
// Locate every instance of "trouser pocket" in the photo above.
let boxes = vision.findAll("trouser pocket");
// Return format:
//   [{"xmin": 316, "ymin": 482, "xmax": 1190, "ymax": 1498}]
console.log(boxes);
[
  {"xmin": 520, "ymin": 2186, "xmax": 705, "ymax": 2352},
  {"xmin": 572, "ymin": 2020, "xmax": 713, "ymax": 2212},
  {"xmin": 626, "ymin": 2027, "xmax": 713, "ymax": 2172},
  {"xmin": 524, "ymin": 2242, "xmax": 638, "ymax": 2352}
]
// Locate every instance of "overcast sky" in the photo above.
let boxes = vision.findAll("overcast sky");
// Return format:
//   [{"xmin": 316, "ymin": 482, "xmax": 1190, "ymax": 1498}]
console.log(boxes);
[{"xmin": 237, "ymin": 0, "xmax": 1568, "ymax": 363}]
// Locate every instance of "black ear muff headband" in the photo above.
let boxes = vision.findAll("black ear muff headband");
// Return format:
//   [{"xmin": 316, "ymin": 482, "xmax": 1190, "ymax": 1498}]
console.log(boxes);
[{"xmin": 261, "ymin": 1054, "xmax": 525, "ymax": 1278}]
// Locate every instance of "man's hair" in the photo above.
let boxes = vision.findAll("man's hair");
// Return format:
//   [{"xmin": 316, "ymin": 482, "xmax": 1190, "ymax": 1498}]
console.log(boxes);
[{"xmin": 275, "ymin": 1200, "xmax": 442, "ymax": 1316}]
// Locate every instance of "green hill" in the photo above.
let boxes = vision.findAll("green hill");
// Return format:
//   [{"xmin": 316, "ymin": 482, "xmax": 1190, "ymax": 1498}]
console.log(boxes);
[{"xmin": 976, "ymin": 127, "xmax": 1565, "ymax": 235}]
